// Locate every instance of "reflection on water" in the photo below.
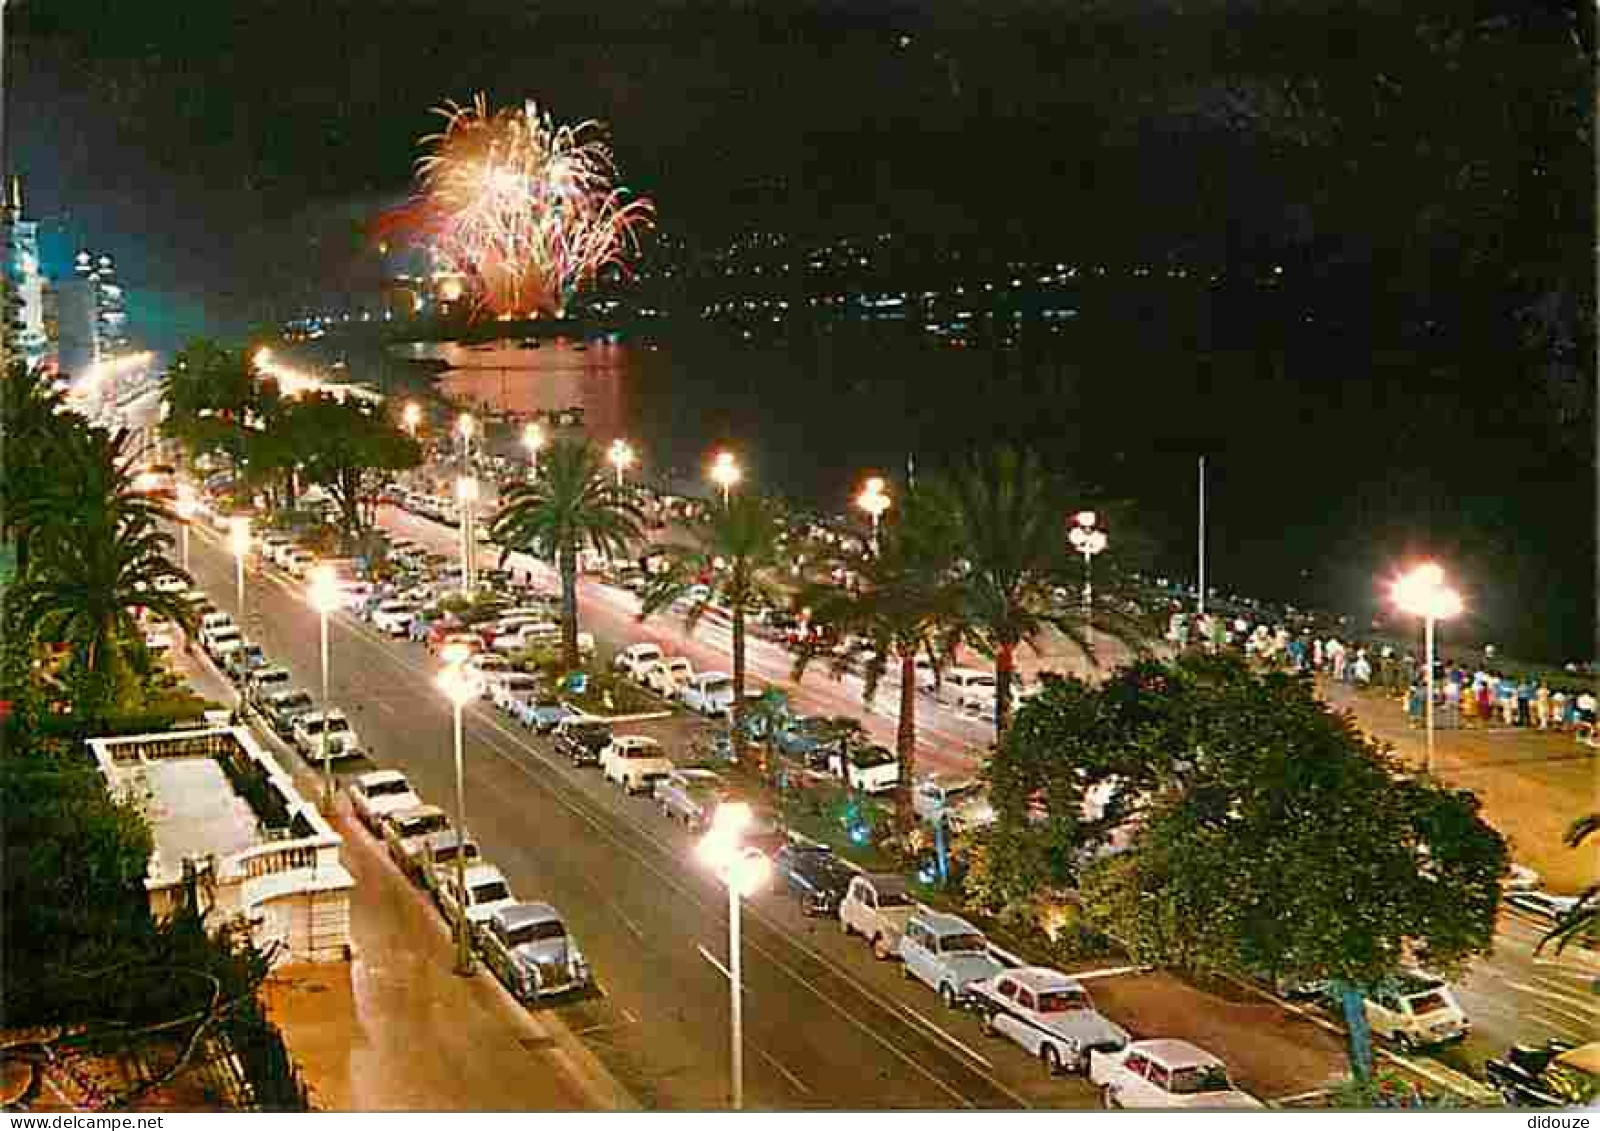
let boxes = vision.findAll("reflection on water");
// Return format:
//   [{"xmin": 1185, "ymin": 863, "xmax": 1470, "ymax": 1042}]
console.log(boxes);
[{"xmin": 420, "ymin": 339, "xmax": 629, "ymax": 446}]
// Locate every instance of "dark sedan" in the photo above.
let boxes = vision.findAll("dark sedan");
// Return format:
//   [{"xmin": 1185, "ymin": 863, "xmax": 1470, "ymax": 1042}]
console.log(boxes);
[{"xmin": 773, "ymin": 842, "xmax": 855, "ymax": 917}]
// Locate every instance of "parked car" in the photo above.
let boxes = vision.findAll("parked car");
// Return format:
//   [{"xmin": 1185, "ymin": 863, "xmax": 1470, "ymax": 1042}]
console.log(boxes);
[
  {"xmin": 198, "ymin": 611, "xmax": 235, "ymax": 648},
  {"xmin": 838, "ymin": 873, "xmax": 918, "ymax": 960},
  {"xmin": 479, "ymin": 902, "xmax": 592, "ymax": 1004},
  {"xmin": 739, "ymin": 804, "xmax": 788, "ymax": 857},
  {"xmin": 1486, "ymin": 1041, "xmax": 1599, "ymax": 1107},
  {"xmin": 773, "ymin": 842, "xmax": 855, "ymax": 917},
  {"xmin": 912, "ymin": 775, "xmax": 997, "ymax": 832},
  {"xmin": 144, "ymin": 622, "xmax": 176, "ymax": 654},
  {"xmin": 490, "ymin": 672, "xmax": 543, "ymax": 715},
  {"xmin": 771, "ymin": 715, "xmax": 836, "ymax": 762},
  {"xmin": 1505, "ymin": 891, "xmax": 1581, "ymax": 923},
  {"xmin": 641, "ymin": 656, "xmax": 694, "ymax": 697},
  {"xmin": 614, "ymin": 642, "xmax": 663, "ymax": 681},
  {"xmin": 382, "ymin": 805, "xmax": 452, "ymax": 880},
  {"xmin": 512, "ymin": 691, "xmax": 577, "ymax": 734},
  {"xmin": 935, "ymin": 667, "xmax": 998, "ymax": 710},
  {"xmin": 554, "ymin": 717, "xmax": 613, "ymax": 766},
  {"xmin": 1090, "ymin": 1039, "xmax": 1262, "ymax": 1109},
  {"xmin": 244, "ymin": 665, "xmax": 292, "ymax": 709},
  {"xmin": 680, "ymin": 671, "xmax": 736, "ymax": 717},
  {"xmin": 492, "ymin": 620, "xmax": 561, "ymax": 654},
  {"xmin": 898, "ymin": 910, "xmax": 1005, "ymax": 1010},
  {"xmin": 347, "ymin": 770, "xmax": 421, "ymax": 833},
  {"xmin": 372, "ymin": 599, "xmax": 417, "ymax": 636},
  {"xmin": 290, "ymin": 709, "xmax": 358, "ymax": 758},
  {"xmin": 968, "ymin": 967, "xmax": 1130, "ymax": 1075},
  {"xmin": 437, "ymin": 862, "xmax": 519, "ymax": 931},
  {"xmin": 420, "ymin": 831, "xmax": 483, "ymax": 897},
  {"xmin": 205, "ymin": 626, "xmax": 245, "ymax": 664},
  {"xmin": 223, "ymin": 641, "xmax": 267, "ymax": 683},
  {"xmin": 654, "ymin": 768, "xmax": 727, "ymax": 828},
  {"xmin": 826, "ymin": 742, "xmax": 900, "ymax": 794},
  {"xmin": 465, "ymin": 653, "xmax": 514, "ymax": 696},
  {"xmin": 601, "ymin": 736, "xmax": 674, "ymax": 794},
  {"xmin": 262, "ymin": 689, "xmax": 316, "ymax": 736},
  {"xmin": 1362, "ymin": 971, "xmax": 1471, "ymax": 1051}
]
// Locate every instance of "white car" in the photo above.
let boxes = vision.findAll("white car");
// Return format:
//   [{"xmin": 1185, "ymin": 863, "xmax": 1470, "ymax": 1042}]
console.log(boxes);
[
  {"xmin": 912, "ymin": 775, "xmax": 997, "ymax": 832},
  {"xmin": 335, "ymin": 579, "xmax": 374, "ymax": 609},
  {"xmin": 284, "ymin": 549, "xmax": 317, "ymax": 578},
  {"xmin": 291, "ymin": 709, "xmax": 360, "ymax": 759},
  {"xmin": 245, "ymin": 665, "xmax": 293, "ymax": 709},
  {"xmin": 1363, "ymin": 971, "xmax": 1471, "ymax": 1051},
  {"xmin": 492, "ymin": 621, "xmax": 561, "ymax": 654},
  {"xmin": 838, "ymin": 873, "xmax": 918, "ymax": 961},
  {"xmin": 936, "ymin": 667, "xmax": 997, "ymax": 711},
  {"xmin": 680, "ymin": 671, "xmax": 735, "ymax": 716},
  {"xmin": 1090, "ymin": 1039, "xmax": 1262, "ymax": 1109},
  {"xmin": 143, "ymin": 622, "xmax": 176, "ymax": 654},
  {"xmin": 465, "ymin": 653, "xmax": 514, "ymax": 696},
  {"xmin": 614, "ymin": 642, "xmax": 663, "ymax": 682},
  {"xmin": 347, "ymin": 770, "xmax": 421, "ymax": 832},
  {"xmin": 828, "ymin": 743, "xmax": 900, "ymax": 794},
  {"xmin": 437, "ymin": 862, "xmax": 519, "ymax": 930},
  {"xmin": 152, "ymin": 574, "xmax": 188, "ymax": 595},
  {"xmin": 206, "ymin": 625, "xmax": 245, "ymax": 663},
  {"xmin": 197, "ymin": 611, "xmax": 235, "ymax": 650},
  {"xmin": 372, "ymin": 599, "xmax": 417, "ymax": 636},
  {"xmin": 490, "ymin": 671, "xmax": 542, "ymax": 715},
  {"xmin": 898, "ymin": 910, "xmax": 1005, "ymax": 1010},
  {"xmin": 601, "ymin": 736, "xmax": 675, "ymax": 794},
  {"xmin": 653, "ymin": 768, "xmax": 726, "ymax": 828},
  {"xmin": 967, "ymin": 966, "xmax": 1130, "ymax": 1075},
  {"xmin": 641, "ymin": 656, "xmax": 694, "ymax": 697}
]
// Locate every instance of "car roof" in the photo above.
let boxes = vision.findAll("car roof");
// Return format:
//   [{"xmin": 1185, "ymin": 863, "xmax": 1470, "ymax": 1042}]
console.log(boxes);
[
  {"xmin": 463, "ymin": 862, "xmax": 507, "ymax": 885},
  {"xmin": 616, "ymin": 735, "xmax": 660, "ymax": 747},
  {"xmin": 911, "ymin": 909, "xmax": 984, "ymax": 937},
  {"xmin": 394, "ymin": 804, "xmax": 446, "ymax": 823},
  {"xmin": 1129, "ymin": 1039, "xmax": 1222, "ymax": 1069},
  {"xmin": 862, "ymin": 872, "xmax": 908, "ymax": 893},
  {"xmin": 497, "ymin": 901, "xmax": 563, "ymax": 929},
  {"xmin": 357, "ymin": 769, "xmax": 409, "ymax": 789},
  {"xmin": 997, "ymin": 965, "xmax": 1082, "ymax": 992}
]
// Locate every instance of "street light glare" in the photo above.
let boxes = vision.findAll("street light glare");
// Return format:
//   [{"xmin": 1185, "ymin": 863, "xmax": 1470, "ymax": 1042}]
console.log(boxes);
[
  {"xmin": 710, "ymin": 451, "xmax": 742, "ymax": 490},
  {"xmin": 228, "ymin": 515, "xmax": 251, "ymax": 557},
  {"xmin": 402, "ymin": 401, "xmax": 422, "ymax": 428},
  {"xmin": 457, "ymin": 413, "xmax": 475, "ymax": 439},
  {"xmin": 523, "ymin": 422, "xmax": 546, "ymax": 451},
  {"xmin": 308, "ymin": 564, "xmax": 340, "ymax": 612},
  {"xmin": 456, "ymin": 475, "xmax": 479, "ymax": 504},
  {"xmin": 1392, "ymin": 563, "xmax": 1463, "ymax": 620},
  {"xmin": 609, "ymin": 438, "xmax": 636, "ymax": 469},
  {"xmin": 437, "ymin": 662, "xmax": 481, "ymax": 706}
]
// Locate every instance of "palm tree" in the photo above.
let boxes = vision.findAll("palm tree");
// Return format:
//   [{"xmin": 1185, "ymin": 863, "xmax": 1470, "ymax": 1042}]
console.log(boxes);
[
  {"xmin": 792, "ymin": 490, "xmax": 965, "ymax": 831},
  {"xmin": 1539, "ymin": 813, "xmax": 1598, "ymax": 954},
  {"xmin": 2, "ymin": 358, "xmax": 71, "ymax": 575},
  {"xmin": 926, "ymin": 445, "xmax": 1151, "ymax": 736},
  {"xmin": 639, "ymin": 491, "xmax": 789, "ymax": 766},
  {"xmin": 11, "ymin": 427, "xmax": 195, "ymax": 705},
  {"xmin": 489, "ymin": 438, "xmax": 642, "ymax": 668}
]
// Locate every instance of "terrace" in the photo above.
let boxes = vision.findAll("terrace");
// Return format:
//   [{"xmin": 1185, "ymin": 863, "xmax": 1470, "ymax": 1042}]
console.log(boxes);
[{"xmin": 90, "ymin": 727, "xmax": 354, "ymax": 963}]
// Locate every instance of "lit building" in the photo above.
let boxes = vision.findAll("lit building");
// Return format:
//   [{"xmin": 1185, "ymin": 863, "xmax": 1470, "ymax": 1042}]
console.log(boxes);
[
  {"xmin": 55, "ymin": 246, "xmax": 132, "ymax": 377},
  {"xmin": 380, "ymin": 273, "xmax": 425, "ymax": 320},
  {"xmin": 2, "ymin": 176, "xmax": 49, "ymax": 368}
]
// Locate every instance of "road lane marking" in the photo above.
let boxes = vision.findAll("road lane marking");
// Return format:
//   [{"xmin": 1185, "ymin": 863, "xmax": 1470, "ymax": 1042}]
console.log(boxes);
[
  {"xmin": 695, "ymin": 944, "xmax": 742, "ymax": 992},
  {"xmin": 899, "ymin": 1005, "xmax": 994, "ymax": 1070},
  {"xmin": 611, "ymin": 904, "xmax": 646, "ymax": 941},
  {"xmin": 752, "ymin": 1041, "xmax": 812, "ymax": 1096},
  {"xmin": 1532, "ymin": 1012, "xmax": 1589, "ymax": 1042},
  {"xmin": 1507, "ymin": 980, "xmax": 1600, "ymax": 1016}
]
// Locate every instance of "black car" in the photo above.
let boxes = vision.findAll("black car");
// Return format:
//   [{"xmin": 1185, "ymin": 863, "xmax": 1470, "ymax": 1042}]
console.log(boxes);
[
  {"xmin": 773, "ymin": 842, "xmax": 855, "ymax": 917},
  {"xmin": 554, "ymin": 718, "xmax": 613, "ymax": 766},
  {"xmin": 1486, "ymin": 1041, "xmax": 1596, "ymax": 1107}
]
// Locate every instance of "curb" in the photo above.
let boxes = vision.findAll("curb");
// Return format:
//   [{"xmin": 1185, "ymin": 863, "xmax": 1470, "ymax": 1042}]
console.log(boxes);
[{"xmin": 597, "ymin": 709, "xmax": 675, "ymax": 724}]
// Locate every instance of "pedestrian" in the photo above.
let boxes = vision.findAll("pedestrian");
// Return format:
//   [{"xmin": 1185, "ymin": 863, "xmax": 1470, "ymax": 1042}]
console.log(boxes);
[
  {"xmin": 1406, "ymin": 683, "xmax": 1423, "ymax": 727},
  {"xmin": 1312, "ymin": 637, "xmax": 1325, "ymax": 671},
  {"xmin": 1534, "ymin": 682, "xmax": 1552, "ymax": 730},
  {"xmin": 1550, "ymin": 689, "xmax": 1568, "ymax": 733},
  {"xmin": 1353, "ymin": 650, "xmax": 1372, "ymax": 686},
  {"xmin": 1501, "ymin": 681, "xmax": 1518, "ymax": 727},
  {"xmin": 1476, "ymin": 678, "xmax": 1492, "ymax": 723},
  {"xmin": 1517, "ymin": 680, "xmax": 1534, "ymax": 728}
]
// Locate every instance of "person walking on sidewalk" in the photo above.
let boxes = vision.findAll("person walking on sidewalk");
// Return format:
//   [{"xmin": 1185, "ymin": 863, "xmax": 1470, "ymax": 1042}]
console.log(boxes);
[
  {"xmin": 1534, "ymin": 682, "xmax": 1552, "ymax": 730},
  {"xmin": 1516, "ymin": 679, "xmax": 1534, "ymax": 727}
]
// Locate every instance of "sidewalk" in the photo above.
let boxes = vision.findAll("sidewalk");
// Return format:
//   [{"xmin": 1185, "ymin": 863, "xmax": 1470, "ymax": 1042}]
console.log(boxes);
[{"xmin": 1319, "ymin": 678, "xmax": 1599, "ymax": 895}]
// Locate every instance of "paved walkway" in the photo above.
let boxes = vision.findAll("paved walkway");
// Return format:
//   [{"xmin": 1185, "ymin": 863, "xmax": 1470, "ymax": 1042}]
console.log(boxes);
[{"xmin": 1319, "ymin": 678, "xmax": 1599, "ymax": 895}]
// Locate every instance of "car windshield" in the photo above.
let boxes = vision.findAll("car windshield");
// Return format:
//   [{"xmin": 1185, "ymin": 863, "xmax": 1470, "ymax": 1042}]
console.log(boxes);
[
  {"xmin": 472, "ymin": 881, "xmax": 511, "ymax": 904},
  {"xmin": 939, "ymin": 932, "xmax": 988, "ymax": 954},
  {"xmin": 402, "ymin": 814, "xmax": 449, "ymax": 838},
  {"xmin": 1405, "ymin": 992, "xmax": 1450, "ymax": 1015},
  {"xmin": 623, "ymin": 745, "xmax": 660, "ymax": 759},
  {"xmin": 704, "ymin": 679, "xmax": 733, "ymax": 694},
  {"xmin": 572, "ymin": 723, "xmax": 611, "ymax": 741},
  {"xmin": 851, "ymin": 746, "xmax": 896, "ymax": 767},
  {"xmin": 1168, "ymin": 1065, "xmax": 1234, "ymax": 1095},
  {"xmin": 1036, "ymin": 989, "xmax": 1092, "ymax": 1013},
  {"xmin": 432, "ymin": 841, "xmax": 477, "ymax": 863},
  {"xmin": 276, "ymin": 693, "xmax": 312, "ymax": 710},
  {"xmin": 368, "ymin": 779, "xmax": 411, "ymax": 798},
  {"xmin": 876, "ymin": 887, "xmax": 913, "ymax": 908},
  {"xmin": 506, "ymin": 919, "xmax": 566, "ymax": 947}
]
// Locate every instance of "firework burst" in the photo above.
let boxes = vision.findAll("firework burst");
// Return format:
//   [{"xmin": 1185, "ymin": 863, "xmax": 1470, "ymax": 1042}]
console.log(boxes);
[{"xmin": 404, "ymin": 95, "xmax": 654, "ymax": 318}]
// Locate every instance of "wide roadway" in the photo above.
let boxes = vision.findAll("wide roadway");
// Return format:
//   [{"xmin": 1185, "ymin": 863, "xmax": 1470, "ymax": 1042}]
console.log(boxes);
[{"xmin": 183, "ymin": 523, "xmax": 1099, "ymax": 1110}]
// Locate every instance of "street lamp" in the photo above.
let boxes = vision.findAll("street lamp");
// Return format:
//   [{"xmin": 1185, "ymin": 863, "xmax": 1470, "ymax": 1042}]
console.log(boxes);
[
  {"xmin": 523, "ymin": 422, "xmax": 546, "ymax": 480},
  {"xmin": 855, "ymin": 476, "xmax": 891, "ymax": 549},
  {"xmin": 402, "ymin": 401, "xmax": 422, "ymax": 438},
  {"xmin": 174, "ymin": 483, "xmax": 197, "ymax": 572},
  {"xmin": 696, "ymin": 802, "xmax": 770, "ymax": 1110},
  {"xmin": 608, "ymin": 438, "xmax": 636, "ymax": 489},
  {"xmin": 438, "ymin": 651, "xmax": 483, "ymax": 976},
  {"xmin": 1391, "ymin": 562, "xmax": 1463, "ymax": 775},
  {"xmin": 456, "ymin": 412, "xmax": 475, "ymax": 465},
  {"xmin": 456, "ymin": 475, "xmax": 479, "ymax": 596},
  {"xmin": 1068, "ymin": 511, "xmax": 1108, "ymax": 665},
  {"xmin": 308, "ymin": 565, "xmax": 340, "ymax": 811},
  {"xmin": 710, "ymin": 451, "xmax": 742, "ymax": 506}
]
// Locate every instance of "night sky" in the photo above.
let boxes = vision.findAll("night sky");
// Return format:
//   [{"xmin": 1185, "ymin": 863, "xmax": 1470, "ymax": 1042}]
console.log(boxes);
[{"xmin": 10, "ymin": 0, "xmax": 1596, "ymax": 658}]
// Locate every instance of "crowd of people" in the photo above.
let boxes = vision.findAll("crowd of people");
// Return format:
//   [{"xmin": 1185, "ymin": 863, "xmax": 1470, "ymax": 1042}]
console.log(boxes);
[{"xmin": 1166, "ymin": 609, "xmax": 1596, "ymax": 742}]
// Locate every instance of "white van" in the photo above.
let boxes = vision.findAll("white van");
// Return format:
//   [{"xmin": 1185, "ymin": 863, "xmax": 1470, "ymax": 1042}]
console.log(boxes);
[
  {"xmin": 1364, "ymin": 971, "xmax": 1471, "ymax": 1051},
  {"xmin": 680, "ymin": 671, "xmax": 735, "ymax": 717},
  {"xmin": 935, "ymin": 667, "xmax": 997, "ymax": 710}
]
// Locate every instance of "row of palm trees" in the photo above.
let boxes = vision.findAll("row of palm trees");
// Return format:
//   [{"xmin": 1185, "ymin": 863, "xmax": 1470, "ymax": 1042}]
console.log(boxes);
[
  {"xmin": 3, "ymin": 362, "xmax": 193, "ymax": 709},
  {"xmin": 487, "ymin": 437, "xmax": 1150, "ymax": 830}
]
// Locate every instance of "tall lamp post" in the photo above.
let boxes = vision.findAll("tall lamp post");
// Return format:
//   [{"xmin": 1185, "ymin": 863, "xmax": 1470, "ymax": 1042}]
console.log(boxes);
[
  {"xmin": 457, "ymin": 412, "xmax": 475, "ymax": 467},
  {"xmin": 710, "ymin": 451, "xmax": 742, "ymax": 507},
  {"xmin": 309, "ymin": 565, "xmax": 340, "ymax": 811},
  {"xmin": 229, "ymin": 516, "xmax": 252, "ymax": 622},
  {"xmin": 175, "ymin": 483, "xmax": 197, "ymax": 572},
  {"xmin": 1069, "ymin": 511, "xmax": 1108, "ymax": 669},
  {"xmin": 608, "ymin": 439, "xmax": 636, "ymax": 489},
  {"xmin": 456, "ymin": 475, "xmax": 479, "ymax": 596},
  {"xmin": 855, "ymin": 476, "xmax": 891, "ymax": 552},
  {"xmin": 1391, "ymin": 563, "xmax": 1462, "ymax": 775},
  {"xmin": 523, "ymin": 422, "xmax": 546, "ymax": 481},
  {"xmin": 438, "ymin": 647, "xmax": 482, "ymax": 976},
  {"xmin": 696, "ymin": 802, "xmax": 770, "ymax": 1110}
]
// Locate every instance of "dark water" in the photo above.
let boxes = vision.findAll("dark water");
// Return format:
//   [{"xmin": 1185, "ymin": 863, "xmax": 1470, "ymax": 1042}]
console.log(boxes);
[{"xmin": 382, "ymin": 328, "xmax": 1591, "ymax": 664}]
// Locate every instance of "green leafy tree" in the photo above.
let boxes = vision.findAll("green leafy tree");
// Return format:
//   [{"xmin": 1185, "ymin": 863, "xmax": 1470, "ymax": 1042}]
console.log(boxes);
[
  {"xmin": 639, "ymin": 491, "xmax": 788, "ymax": 766},
  {"xmin": 290, "ymin": 394, "xmax": 421, "ymax": 540},
  {"xmin": 490, "ymin": 438, "xmax": 642, "ymax": 668},
  {"xmin": 924, "ymin": 446, "xmax": 1152, "ymax": 736},
  {"xmin": 1, "ymin": 358, "xmax": 71, "ymax": 576},
  {"xmin": 10, "ymin": 428, "xmax": 195, "ymax": 707},
  {"xmin": 162, "ymin": 340, "xmax": 273, "ymax": 482},
  {"xmin": 792, "ymin": 489, "xmax": 966, "ymax": 830}
]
